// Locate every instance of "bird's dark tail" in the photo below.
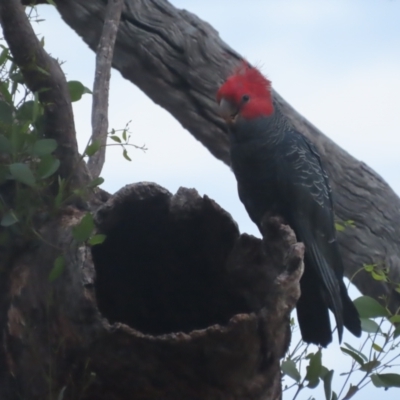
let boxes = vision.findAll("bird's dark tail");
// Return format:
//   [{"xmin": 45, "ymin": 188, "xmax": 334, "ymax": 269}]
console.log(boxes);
[
  {"xmin": 297, "ymin": 260, "xmax": 361, "ymax": 346},
  {"xmin": 296, "ymin": 262, "xmax": 333, "ymax": 347},
  {"xmin": 295, "ymin": 217, "xmax": 344, "ymax": 346},
  {"xmin": 340, "ymin": 281, "xmax": 362, "ymax": 338}
]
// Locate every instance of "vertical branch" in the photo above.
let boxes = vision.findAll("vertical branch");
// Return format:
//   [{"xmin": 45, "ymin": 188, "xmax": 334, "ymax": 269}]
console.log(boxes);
[{"xmin": 88, "ymin": 0, "xmax": 124, "ymax": 179}]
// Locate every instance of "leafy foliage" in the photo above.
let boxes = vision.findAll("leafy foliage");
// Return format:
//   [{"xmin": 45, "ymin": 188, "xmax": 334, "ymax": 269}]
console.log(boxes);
[
  {"xmin": 0, "ymin": 34, "xmax": 114, "ymax": 258},
  {"xmin": 281, "ymin": 260, "xmax": 400, "ymax": 400},
  {"xmin": 0, "ymin": 46, "xmax": 62, "ymax": 236}
]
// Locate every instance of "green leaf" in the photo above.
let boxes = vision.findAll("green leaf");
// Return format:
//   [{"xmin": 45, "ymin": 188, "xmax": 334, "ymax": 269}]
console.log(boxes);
[
  {"xmin": 342, "ymin": 384, "xmax": 358, "ymax": 400},
  {"xmin": 16, "ymin": 100, "xmax": 35, "ymax": 122},
  {"xmin": 48, "ymin": 256, "xmax": 65, "ymax": 282},
  {"xmin": 371, "ymin": 374, "xmax": 386, "ymax": 388},
  {"xmin": 307, "ymin": 378, "xmax": 320, "ymax": 389},
  {"xmin": 36, "ymin": 66, "xmax": 50, "ymax": 76},
  {"xmin": 0, "ymin": 48, "xmax": 9, "ymax": 66},
  {"xmin": 0, "ymin": 82, "xmax": 12, "ymax": 104},
  {"xmin": 37, "ymin": 155, "xmax": 60, "ymax": 179},
  {"xmin": 393, "ymin": 325, "xmax": 400, "ymax": 339},
  {"xmin": 343, "ymin": 342, "xmax": 368, "ymax": 361},
  {"xmin": 85, "ymin": 139, "xmax": 101, "ymax": 156},
  {"xmin": 72, "ymin": 213, "xmax": 95, "ymax": 242},
  {"xmin": 122, "ymin": 129, "xmax": 127, "ymax": 142},
  {"xmin": 67, "ymin": 80, "xmax": 92, "ymax": 102},
  {"xmin": 372, "ymin": 343, "xmax": 384, "ymax": 352},
  {"xmin": 331, "ymin": 391, "xmax": 338, "ymax": 400},
  {"xmin": 87, "ymin": 177, "xmax": 104, "ymax": 188},
  {"xmin": 10, "ymin": 124, "xmax": 27, "ymax": 153},
  {"xmin": 340, "ymin": 347, "xmax": 364, "ymax": 366},
  {"xmin": 10, "ymin": 71, "xmax": 24, "ymax": 84},
  {"xmin": 371, "ymin": 270, "xmax": 387, "ymax": 281},
  {"xmin": 123, "ymin": 148, "xmax": 132, "ymax": 161},
  {"xmin": 319, "ymin": 365, "xmax": 329, "ymax": 378},
  {"xmin": 9, "ymin": 163, "xmax": 36, "ymax": 187},
  {"xmin": 109, "ymin": 135, "xmax": 121, "ymax": 143},
  {"xmin": 323, "ymin": 369, "xmax": 334, "ymax": 400},
  {"xmin": 281, "ymin": 359, "xmax": 301, "ymax": 382},
  {"xmin": 364, "ymin": 264, "xmax": 376, "ymax": 272},
  {"xmin": 0, "ymin": 134, "xmax": 12, "ymax": 154},
  {"xmin": 88, "ymin": 234, "xmax": 106, "ymax": 246},
  {"xmin": 360, "ymin": 318, "xmax": 380, "ymax": 333},
  {"xmin": 305, "ymin": 350, "xmax": 322, "ymax": 387},
  {"xmin": 32, "ymin": 139, "xmax": 57, "ymax": 156},
  {"xmin": 11, "ymin": 76, "xmax": 19, "ymax": 96},
  {"xmin": 353, "ymin": 296, "xmax": 388, "ymax": 318},
  {"xmin": 335, "ymin": 222, "xmax": 345, "ymax": 232},
  {"xmin": 371, "ymin": 373, "xmax": 400, "ymax": 388},
  {"xmin": 389, "ymin": 315, "xmax": 400, "ymax": 324},
  {"xmin": 360, "ymin": 359, "xmax": 380, "ymax": 372},
  {"xmin": 72, "ymin": 188, "xmax": 85, "ymax": 197},
  {"xmin": 0, "ymin": 211, "xmax": 18, "ymax": 227},
  {"xmin": 0, "ymin": 100, "xmax": 13, "ymax": 125}
]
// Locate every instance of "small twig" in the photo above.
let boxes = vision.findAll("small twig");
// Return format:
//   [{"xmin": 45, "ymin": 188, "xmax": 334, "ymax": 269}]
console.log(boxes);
[
  {"xmin": 377, "ymin": 351, "xmax": 400, "ymax": 370},
  {"xmin": 106, "ymin": 143, "xmax": 147, "ymax": 151},
  {"xmin": 88, "ymin": 0, "xmax": 123, "ymax": 179},
  {"xmin": 291, "ymin": 379, "xmax": 305, "ymax": 400},
  {"xmin": 288, "ymin": 337, "xmax": 304, "ymax": 359},
  {"xmin": 282, "ymin": 382, "xmax": 298, "ymax": 392}
]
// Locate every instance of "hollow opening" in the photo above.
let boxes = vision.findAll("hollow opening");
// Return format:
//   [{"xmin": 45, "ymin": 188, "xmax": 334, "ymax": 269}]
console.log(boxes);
[{"xmin": 92, "ymin": 183, "xmax": 254, "ymax": 335}]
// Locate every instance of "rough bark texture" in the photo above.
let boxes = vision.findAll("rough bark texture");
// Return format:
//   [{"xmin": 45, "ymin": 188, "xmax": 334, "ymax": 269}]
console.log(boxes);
[
  {"xmin": 1, "ymin": 183, "xmax": 303, "ymax": 400},
  {"xmin": 28, "ymin": 0, "xmax": 400, "ymax": 309}
]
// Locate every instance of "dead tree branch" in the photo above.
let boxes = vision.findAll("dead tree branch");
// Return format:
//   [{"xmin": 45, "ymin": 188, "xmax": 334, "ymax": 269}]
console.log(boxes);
[
  {"xmin": 88, "ymin": 0, "xmax": 123, "ymax": 179},
  {"xmin": 31, "ymin": 0, "xmax": 400, "ymax": 310}
]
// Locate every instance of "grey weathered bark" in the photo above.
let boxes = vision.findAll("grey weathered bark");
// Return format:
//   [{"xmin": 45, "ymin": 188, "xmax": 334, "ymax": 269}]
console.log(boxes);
[
  {"xmin": 2, "ymin": 183, "xmax": 303, "ymax": 400},
  {"xmin": 88, "ymin": 0, "xmax": 123, "ymax": 179},
  {"xmin": 28, "ymin": 0, "xmax": 400, "ymax": 309}
]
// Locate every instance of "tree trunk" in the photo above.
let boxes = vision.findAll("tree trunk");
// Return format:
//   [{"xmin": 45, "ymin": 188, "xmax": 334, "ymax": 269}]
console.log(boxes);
[
  {"xmin": 1, "ymin": 183, "xmax": 303, "ymax": 400},
  {"xmin": 32, "ymin": 0, "xmax": 400, "ymax": 309}
]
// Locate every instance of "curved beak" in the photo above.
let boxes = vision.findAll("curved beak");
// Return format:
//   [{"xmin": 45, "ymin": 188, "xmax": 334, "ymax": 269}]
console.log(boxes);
[{"xmin": 218, "ymin": 98, "xmax": 238, "ymax": 124}]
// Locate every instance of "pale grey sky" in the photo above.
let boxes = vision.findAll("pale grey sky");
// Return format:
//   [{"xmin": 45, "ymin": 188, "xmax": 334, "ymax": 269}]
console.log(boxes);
[{"xmin": 27, "ymin": 1, "xmax": 400, "ymax": 399}]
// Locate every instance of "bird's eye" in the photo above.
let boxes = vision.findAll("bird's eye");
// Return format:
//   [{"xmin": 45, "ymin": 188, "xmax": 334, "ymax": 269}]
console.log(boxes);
[{"xmin": 242, "ymin": 94, "xmax": 250, "ymax": 102}]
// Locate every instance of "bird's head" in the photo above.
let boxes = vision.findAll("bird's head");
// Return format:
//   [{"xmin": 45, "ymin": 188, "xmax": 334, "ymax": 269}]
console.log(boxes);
[{"xmin": 216, "ymin": 61, "xmax": 274, "ymax": 124}]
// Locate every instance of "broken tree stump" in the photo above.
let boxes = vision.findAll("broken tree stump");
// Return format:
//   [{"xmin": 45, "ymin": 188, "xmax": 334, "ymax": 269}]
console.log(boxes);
[{"xmin": 2, "ymin": 182, "xmax": 303, "ymax": 400}]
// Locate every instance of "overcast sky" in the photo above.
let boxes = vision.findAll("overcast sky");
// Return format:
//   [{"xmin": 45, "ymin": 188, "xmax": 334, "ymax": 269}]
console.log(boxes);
[{"xmin": 28, "ymin": 1, "xmax": 400, "ymax": 399}]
